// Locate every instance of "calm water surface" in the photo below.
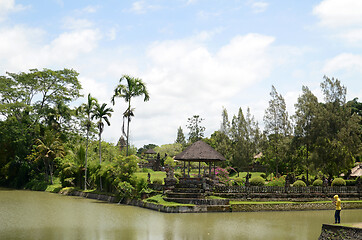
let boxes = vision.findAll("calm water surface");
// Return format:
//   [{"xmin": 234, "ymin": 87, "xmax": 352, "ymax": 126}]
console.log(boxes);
[{"xmin": 0, "ymin": 188, "xmax": 361, "ymax": 240}]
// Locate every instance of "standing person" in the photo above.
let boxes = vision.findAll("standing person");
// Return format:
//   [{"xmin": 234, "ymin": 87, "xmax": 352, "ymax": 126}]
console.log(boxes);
[{"xmin": 333, "ymin": 195, "xmax": 342, "ymax": 224}]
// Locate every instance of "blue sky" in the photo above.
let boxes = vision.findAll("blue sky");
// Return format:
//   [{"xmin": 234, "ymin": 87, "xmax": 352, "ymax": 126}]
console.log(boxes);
[{"xmin": 1, "ymin": 0, "xmax": 362, "ymax": 147}]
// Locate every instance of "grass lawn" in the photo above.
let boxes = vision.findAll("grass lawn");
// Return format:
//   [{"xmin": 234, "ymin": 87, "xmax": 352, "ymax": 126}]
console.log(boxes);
[
  {"xmin": 229, "ymin": 172, "xmax": 265, "ymax": 179},
  {"xmin": 144, "ymin": 194, "xmax": 195, "ymax": 207},
  {"xmin": 134, "ymin": 171, "xmax": 166, "ymax": 183}
]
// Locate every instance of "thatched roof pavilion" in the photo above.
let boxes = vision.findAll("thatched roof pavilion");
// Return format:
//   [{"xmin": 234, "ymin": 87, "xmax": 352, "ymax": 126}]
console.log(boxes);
[
  {"xmin": 144, "ymin": 149, "xmax": 156, "ymax": 155},
  {"xmin": 175, "ymin": 140, "xmax": 226, "ymax": 177},
  {"xmin": 350, "ymin": 163, "xmax": 362, "ymax": 178},
  {"xmin": 175, "ymin": 140, "xmax": 226, "ymax": 162}
]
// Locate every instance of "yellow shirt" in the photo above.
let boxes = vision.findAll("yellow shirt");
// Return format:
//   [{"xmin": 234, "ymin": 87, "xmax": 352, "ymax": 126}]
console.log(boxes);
[{"xmin": 335, "ymin": 198, "xmax": 341, "ymax": 210}]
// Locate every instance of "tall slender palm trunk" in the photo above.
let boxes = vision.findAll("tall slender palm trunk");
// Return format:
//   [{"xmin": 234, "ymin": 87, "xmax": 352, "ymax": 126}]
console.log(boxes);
[
  {"xmin": 85, "ymin": 132, "xmax": 89, "ymax": 190},
  {"xmin": 99, "ymin": 132, "xmax": 102, "ymax": 191}
]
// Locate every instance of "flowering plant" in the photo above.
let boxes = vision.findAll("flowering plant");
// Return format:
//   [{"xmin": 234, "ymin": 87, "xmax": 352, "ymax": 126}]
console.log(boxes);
[
  {"xmin": 266, "ymin": 175, "xmax": 285, "ymax": 186},
  {"xmin": 214, "ymin": 167, "xmax": 231, "ymax": 185}
]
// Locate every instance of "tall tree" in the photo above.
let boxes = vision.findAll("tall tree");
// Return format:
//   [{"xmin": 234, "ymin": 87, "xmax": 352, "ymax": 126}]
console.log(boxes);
[
  {"xmin": 92, "ymin": 102, "xmax": 113, "ymax": 190},
  {"xmin": 313, "ymin": 76, "xmax": 361, "ymax": 177},
  {"xmin": 175, "ymin": 126, "xmax": 186, "ymax": 146},
  {"xmin": 220, "ymin": 107, "xmax": 231, "ymax": 136},
  {"xmin": 187, "ymin": 115, "xmax": 205, "ymax": 143},
  {"xmin": 263, "ymin": 85, "xmax": 292, "ymax": 175},
  {"xmin": 230, "ymin": 108, "xmax": 253, "ymax": 174},
  {"xmin": 33, "ymin": 130, "xmax": 65, "ymax": 184},
  {"xmin": 292, "ymin": 86, "xmax": 319, "ymax": 183},
  {"xmin": 111, "ymin": 75, "xmax": 150, "ymax": 156},
  {"xmin": 77, "ymin": 93, "xmax": 97, "ymax": 190}
]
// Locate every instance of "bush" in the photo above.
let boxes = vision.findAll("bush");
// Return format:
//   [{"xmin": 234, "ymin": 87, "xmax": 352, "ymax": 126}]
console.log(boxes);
[
  {"xmin": 312, "ymin": 179, "xmax": 323, "ymax": 186},
  {"xmin": 25, "ymin": 178, "xmax": 48, "ymax": 191},
  {"xmin": 266, "ymin": 176, "xmax": 285, "ymax": 187},
  {"xmin": 233, "ymin": 177, "xmax": 244, "ymax": 186},
  {"xmin": 260, "ymin": 173, "xmax": 266, "ymax": 179},
  {"xmin": 152, "ymin": 178, "xmax": 163, "ymax": 185},
  {"xmin": 293, "ymin": 180, "xmax": 306, "ymax": 187},
  {"xmin": 345, "ymin": 180, "xmax": 356, "ymax": 186},
  {"xmin": 118, "ymin": 181, "xmax": 135, "ymax": 199},
  {"xmin": 249, "ymin": 176, "xmax": 265, "ymax": 186},
  {"xmin": 331, "ymin": 178, "xmax": 346, "ymax": 186}
]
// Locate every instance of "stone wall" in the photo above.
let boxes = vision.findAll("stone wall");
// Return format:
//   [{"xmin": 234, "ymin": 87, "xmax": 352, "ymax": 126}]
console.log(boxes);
[
  {"xmin": 318, "ymin": 224, "xmax": 362, "ymax": 240},
  {"xmin": 231, "ymin": 201, "xmax": 362, "ymax": 212}
]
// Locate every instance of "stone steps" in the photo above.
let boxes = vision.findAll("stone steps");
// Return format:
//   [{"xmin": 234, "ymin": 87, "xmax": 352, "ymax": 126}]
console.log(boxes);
[
  {"xmin": 164, "ymin": 197, "xmax": 229, "ymax": 206},
  {"xmin": 166, "ymin": 192, "xmax": 204, "ymax": 199},
  {"xmin": 172, "ymin": 188, "xmax": 204, "ymax": 193}
]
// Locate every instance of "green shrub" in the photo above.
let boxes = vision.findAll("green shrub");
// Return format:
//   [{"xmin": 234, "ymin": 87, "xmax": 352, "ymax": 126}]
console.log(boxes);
[
  {"xmin": 25, "ymin": 179, "xmax": 48, "ymax": 191},
  {"xmin": 345, "ymin": 180, "xmax": 355, "ymax": 186},
  {"xmin": 152, "ymin": 178, "xmax": 163, "ymax": 185},
  {"xmin": 118, "ymin": 181, "xmax": 135, "ymax": 199},
  {"xmin": 260, "ymin": 173, "xmax": 266, "ymax": 179},
  {"xmin": 266, "ymin": 176, "xmax": 285, "ymax": 187},
  {"xmin": 233, "ymin": 177, "xmax": 244, "ymax": 186},
  {"xmin": 312, "ymin": 179, "xmax": 323, "ymax": 186},
  {"xmin": 142, "ymin": 168, "xmax": 154, "ymax": 173},
  {"xmin": 293, "ymin": 180, "xmax": 306, "ymax": 187},
  {"xmin": 249, "ymin": 176, "xmax": 265, "ymax": 186},
  {"xmin": 136, "ymin": 178, "xmax": 148, "ymax": 193},
  {"xmin": 331, "ymin": 178, "xmax": 346, "ymax": 186}
]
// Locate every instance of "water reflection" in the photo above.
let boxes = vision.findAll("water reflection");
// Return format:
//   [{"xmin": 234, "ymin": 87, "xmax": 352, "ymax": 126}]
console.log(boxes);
[{"xmin": 0, "ymin": 189, "xmax": 361, "ymax": 240}]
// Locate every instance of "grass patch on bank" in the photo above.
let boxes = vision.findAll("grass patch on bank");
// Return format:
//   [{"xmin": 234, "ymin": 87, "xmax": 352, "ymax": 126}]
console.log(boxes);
[
  {"xmin": 206, "ymin": 195, "xmax": 226, "ymax": 200},
  {"xmin": 144, "ymin": 194, "xmax": 194, "ymax": 207}
]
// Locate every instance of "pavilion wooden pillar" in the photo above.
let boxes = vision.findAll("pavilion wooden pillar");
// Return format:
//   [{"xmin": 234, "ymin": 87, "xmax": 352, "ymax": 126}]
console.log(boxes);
[
  {"xmin": 188, "ymin": 161, "xmax": 190, "ymax": 176},
  {"xmin": 198, "ymin": 162, "xmax": 201, "ymax": 177},
  {"xmin": 209, "ymin": 163, "xmax": 212, "ymax": 177},
  {"xmin": 183, "ymin": 161, "xmax": 186, "ymax": 177}
]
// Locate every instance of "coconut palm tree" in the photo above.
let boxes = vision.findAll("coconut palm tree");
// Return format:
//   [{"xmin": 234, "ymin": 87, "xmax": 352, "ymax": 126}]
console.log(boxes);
[
  {"xmin": 92, "ymin": 102, "xmax": 113, "ymax": 190},
  {"xmin": 111, "ymin": 75, "xmax": 150, "ymax": 156},
  {"xmin": 77, "ymin": 93, "xmax": 97, "ymax": 190},
  {"xmin": 35, "ymin": 130, "xmax": 65, "ymax": 184}
]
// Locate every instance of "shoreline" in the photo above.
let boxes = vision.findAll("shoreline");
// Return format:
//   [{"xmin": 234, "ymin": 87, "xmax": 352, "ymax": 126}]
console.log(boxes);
[{"xmin": 60, "ymin": 189, "xmax": 362, "ymax": 213}]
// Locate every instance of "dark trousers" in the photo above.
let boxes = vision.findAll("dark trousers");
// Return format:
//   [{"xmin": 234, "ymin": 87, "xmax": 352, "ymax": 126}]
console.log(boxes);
[{"xmin": 334, "ymin": 210, "xmax": 341, "ymax": 223}]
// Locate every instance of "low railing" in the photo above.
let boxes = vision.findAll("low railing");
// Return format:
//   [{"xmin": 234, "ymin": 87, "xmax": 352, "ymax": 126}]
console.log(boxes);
[{"xmin": 213, "ymin": 185, "xmax": 360, "ymax": 194}]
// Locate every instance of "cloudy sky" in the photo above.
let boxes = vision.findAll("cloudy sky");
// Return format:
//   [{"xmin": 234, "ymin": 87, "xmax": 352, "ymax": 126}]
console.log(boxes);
[{"xmin": 1, "ymin": 0, "xmax": 361, "ymax": 147}]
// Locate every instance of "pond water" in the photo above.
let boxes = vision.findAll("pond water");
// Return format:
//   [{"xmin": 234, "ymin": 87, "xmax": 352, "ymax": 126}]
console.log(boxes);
[{"xmin": 0, "ymin": 188, "xmax": 361, "ymax": 240}]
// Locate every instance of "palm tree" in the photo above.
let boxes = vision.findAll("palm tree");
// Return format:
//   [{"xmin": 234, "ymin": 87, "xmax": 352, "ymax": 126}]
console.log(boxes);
[
  {"xmin": 77, "ymin": 93, "xmax": 97, "ymax": 190},
  {"xmin": 92, "ymin": 102, "xmax": 113, "ymax": 190},
  {"xmin": 111, "ymin": 75, "xmax": 150, "ymax": 156},
  {"xmin": 35, "ymin": 130, "xmax": 65, "ymax": 184}
]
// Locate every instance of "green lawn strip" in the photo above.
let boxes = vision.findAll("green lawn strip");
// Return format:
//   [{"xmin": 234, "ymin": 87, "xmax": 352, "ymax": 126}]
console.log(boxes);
[
  {"xmin": 229, "ymin": 172, "xmax": 265, "ymax": 180},
  {"xmin": 206, "ymin": 195, "xmax": 226, "ymax": 200},
  {"xmin": 144, "ymin": 194, "xmax": 195, "ymax": 207}
]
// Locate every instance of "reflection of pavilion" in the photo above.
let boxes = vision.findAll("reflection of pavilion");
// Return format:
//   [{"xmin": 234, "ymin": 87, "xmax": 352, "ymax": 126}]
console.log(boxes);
[{"xmin": 174, "ymin": 140, "xmax": 226, "ymax": 178}]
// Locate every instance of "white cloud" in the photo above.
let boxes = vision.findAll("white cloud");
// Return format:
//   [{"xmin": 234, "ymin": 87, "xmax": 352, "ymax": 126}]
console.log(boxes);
[
  {"xmin": 126, "ymin": 33, "xmax": 276, "ymax": 145},
  {"xmin": 337, "ymin": 28, "xmax": 362, "ymax": 43},
  {"xmin": 251, "ymin": 1, "xmax": 269, "ymax": 13},
  {"xmin": 130, "ymin": 1, "xmax": 161, "ymax": 14},
  {"xmin": 186, "ymin": 0, "xmax": 197, "ymax": 5},
  {"xmin": 62, "ymin": 17, "xmax": 94, "ymax": 30},
  {"xmin": 313, "ymin": 0, "xmax": 362, "ymax": 28},
  {"xmin": 0, "ymin": 25, "xmax": 101, "ymax": 72},
  {"xmin": 323, "ymin": 53, "xmax": 362, "ymax": 74},
  {"xmin": 0, "ymin": 0, "xmax": 27, "ymax": 21}
]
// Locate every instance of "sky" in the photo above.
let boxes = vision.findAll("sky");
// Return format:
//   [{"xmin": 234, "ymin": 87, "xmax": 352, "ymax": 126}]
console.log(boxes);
[{"xmin": 1, "ymin": 0, "xmax": 362, "ymax": 148}]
